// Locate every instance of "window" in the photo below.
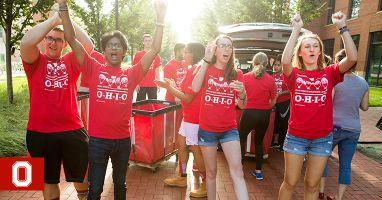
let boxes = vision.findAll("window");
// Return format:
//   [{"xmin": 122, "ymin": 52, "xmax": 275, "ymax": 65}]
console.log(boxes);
[
  {"xmin": 349, "ymin": 0, "xmax": 360, "ymax": 19},
  {"xmin": 323, "ymin": 39, "xmax": 335, "ymax": 59},
  {"xmin": 340, "ymin": 34, "xmax": 360, "ymax": 50},
  {"xmin": 366, "ymin": 31, "xmax": 382, "ymax": 86},
  {"xmin": 327, "ymin": 0, "xmax": 335, "ymax": 24}
]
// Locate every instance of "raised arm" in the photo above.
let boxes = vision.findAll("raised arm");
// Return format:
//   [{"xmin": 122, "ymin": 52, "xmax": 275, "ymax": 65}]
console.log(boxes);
[
  {"xmin": 58, "ymin": 0, "xmax": 87, "ymax": 65},
  {"xmin": 331, "ymin": 11, "xmax": 358, "ymax": 73},
  {"xmin": 191, "ymin": 43, "xmax": 215, "ymax": 92},
  {"xmin": 282, "ymin": 14, "xmax": 303, "ymax": 77},
  {"xmin": 140, "ymin": 0, "xmax": 167, "ymax": 74},
  {"xmin": 73, "ymin": 22, "xmax": 93, "ymax": 54},
  {"xmin": 20, "ymin": 12, "xmax": 61, "ymax": 64}
]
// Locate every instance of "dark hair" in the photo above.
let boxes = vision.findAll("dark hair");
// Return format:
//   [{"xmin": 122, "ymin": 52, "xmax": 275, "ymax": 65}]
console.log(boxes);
[
  {"xmin": 272, "ymin": 54, "xmax": 282, "ymax": 68},
  {"xmin": 100, "ymin": 31, "xmax": 128, "ymax": 52},
  {"xmin": 142, "ymin": 34, "xmax": 152, "ymax": 41},
  {"xmin": 174, "ymin": 43, "xmax": 186, "ymax": 56},
  {"xmin": 186, "ymin": 42, "xmax": 205, "ymax": 65},
  {"xmin": 335, "ymin": 49, "xmax": 356, "ymax": 72},
  {"xmin": 52, "ymin": 26, "xmax": 64, "ymax": 33},
  {"xmin": 211, "ymin": 35, "xmax": 237, "ymax": 81}
]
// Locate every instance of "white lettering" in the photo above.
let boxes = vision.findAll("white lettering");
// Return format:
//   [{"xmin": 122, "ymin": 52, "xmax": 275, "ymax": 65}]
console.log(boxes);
[
  {"xmin": 12, "ymin": 161, "xmax": 32, "ymax": 187},
  {"xmin": 97, "ymin": 91, "xmax": 103, "ymax": 98}
]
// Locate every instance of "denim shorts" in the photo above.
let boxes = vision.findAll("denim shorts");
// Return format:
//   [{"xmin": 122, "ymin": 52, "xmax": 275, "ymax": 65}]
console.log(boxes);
[
  {"xmin": 198, "ymin": 128, "xmax": 240, "ymax": 146},
  {"xmin": 283, "ymin": 132, "xmax": 333, "ymax": 157}
]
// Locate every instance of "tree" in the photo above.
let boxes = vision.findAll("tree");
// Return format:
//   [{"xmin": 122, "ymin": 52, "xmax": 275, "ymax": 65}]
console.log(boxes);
[
  {"xmin": 191, "ymin": 0, "xmax": 325, "ymax": 43},
  {"xmin": 0, "ymin": 0, "xmax": 53, "ymax": 104},
  {"xmin": 69, "ymin": 0, "xmax": 111, "ymax": 51}
]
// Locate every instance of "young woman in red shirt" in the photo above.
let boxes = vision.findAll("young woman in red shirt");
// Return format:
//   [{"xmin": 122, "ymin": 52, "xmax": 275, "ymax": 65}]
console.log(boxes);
[
  {"xmin": 156, "ymin": 43, "xmax": 207, "ymax": 198},
  {"xmin": 239, "ymin": 52, "xmax": 276, "ymax": 180},
  {"xmin": 278, "ymin": 12, "xmax": 358, "ymax": 200},
  {"xmin": 192, "ymin": 35, "xmax": 248, "ymax": 200}
]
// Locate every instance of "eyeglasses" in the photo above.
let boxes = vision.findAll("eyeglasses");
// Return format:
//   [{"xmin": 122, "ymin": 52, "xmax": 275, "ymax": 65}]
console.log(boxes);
[
  {"xmin": 106, "ymin": 43, "xmax": 123, "ymax": 50},
  {"xmin": 45, "ymin": 36, "xmax": 64, "ymax": 44},
  {"xmin": 217, "ymin": 43, "xmax": 233, "ymax": 50}
]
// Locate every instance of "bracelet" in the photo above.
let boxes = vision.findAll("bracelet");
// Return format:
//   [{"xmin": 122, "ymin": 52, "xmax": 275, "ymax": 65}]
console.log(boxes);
[
  {"xmin": 59, "ymin": 4, "xmax": 68, "ymax": 11},
  {"xmin": 203, "ymin": 58, "xmax": 212, "ymax": 64},
  {"xmin": 338, "ymin": 26, "xmax": 349, "ymax": 34},
  {"xmin": 156, "ymin": 22, "xmax": 165, "ymax": 27}
]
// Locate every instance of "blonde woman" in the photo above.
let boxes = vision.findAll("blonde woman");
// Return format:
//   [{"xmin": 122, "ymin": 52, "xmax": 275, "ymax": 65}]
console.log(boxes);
[{"xmin": 239, "ymin": 52, "xmax": 276, "ymax": 180}]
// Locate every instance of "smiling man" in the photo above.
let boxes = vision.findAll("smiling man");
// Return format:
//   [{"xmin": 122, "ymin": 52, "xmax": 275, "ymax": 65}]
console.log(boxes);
[{"xmin": 20, "ymin": 8, "xmax": 93, "ymax": 200}]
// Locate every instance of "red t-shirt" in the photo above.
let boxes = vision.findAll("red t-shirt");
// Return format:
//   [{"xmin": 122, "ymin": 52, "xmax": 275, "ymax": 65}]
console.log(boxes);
[
  {"xmin": 180, "ymin": 65, "xmax": 201, "ymax": 124},
  {"xmin": 80, "ymin": 50, "xmax": 105, "ymax": 88},
  {"xmin": 283, "ymin": 64, "xmax": 344, "ymax": 139},
  {"xmin": 164, "ymin": 59, "xmax": 187, "ymax": 101},
  {"xmin": 81, "ymin": 54, "xmax": 144, "ymax": 139},
  {"xmin": 273, "ymin": 72, "xmax": 290, "ymax": 103},
  {"xmin": 199, "ymin": 66, "xmax": 243, "ymax": 132},
  {"xmin": 22, "ymin": 52, "xmax": 83, "ymax": 133},
  {"xmin": 132, "ymin": 50, "xmax": 161, "ymax": 87},
  {"xmin": 243, "ymin": 72, "xmax": 276, "ymax": 110}
]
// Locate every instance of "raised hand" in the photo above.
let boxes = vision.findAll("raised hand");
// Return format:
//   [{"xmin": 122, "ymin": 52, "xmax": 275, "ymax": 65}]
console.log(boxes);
[
  {"xmin": 49, "ymin": 3, "xmax": 62, "ymax": 25},
  {"xmin": 291, "ymin": 13, "xmax": 303, "ymax": 29},
  {"xmin": 204, "ymin": 42, "xmax": 216, "ymax": 63},
  {"xmin": 332, "ymin": 11, "xmax": 347, "ymax": 28},
  {"xmin": 154, "ymin": 0, "xmax": 168, "ymax": 22}
]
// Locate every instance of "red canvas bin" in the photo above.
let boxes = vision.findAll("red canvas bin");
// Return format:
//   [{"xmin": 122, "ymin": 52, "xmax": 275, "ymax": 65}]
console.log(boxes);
[
  {"xmin": 237, "ymin": 108, "xmax": 275, "ymax": 158},
  {"xmin": 129, "ymin": 100, "xmax": 182, "ymax": 171}
]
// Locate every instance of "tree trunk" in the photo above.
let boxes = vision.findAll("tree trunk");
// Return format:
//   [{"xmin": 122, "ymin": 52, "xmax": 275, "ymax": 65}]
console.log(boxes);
[{"xmin": 5, "ymin": 7, "xmax": 13, "ymax": 104}]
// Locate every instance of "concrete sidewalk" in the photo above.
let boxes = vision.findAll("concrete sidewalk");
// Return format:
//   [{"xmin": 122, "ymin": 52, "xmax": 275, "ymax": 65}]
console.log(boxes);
[{"xmin": 359, "ymin": 107, "xmax": 382, "ymax": 142}]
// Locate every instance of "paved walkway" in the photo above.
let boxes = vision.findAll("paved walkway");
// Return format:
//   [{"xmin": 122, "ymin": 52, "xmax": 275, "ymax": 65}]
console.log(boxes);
[
  {"xmin": 359, "ymin": 107, "xmax": 382, "ymax": 142},
  {"xmin": 1, "ymin": 146, "xmax": 382, "ymax": 200}
]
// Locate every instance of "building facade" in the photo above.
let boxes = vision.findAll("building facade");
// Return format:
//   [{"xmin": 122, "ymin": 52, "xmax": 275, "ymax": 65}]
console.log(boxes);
[{"xmin": 306, "ymin": 0, "xmax": 382, "ymax": 86}]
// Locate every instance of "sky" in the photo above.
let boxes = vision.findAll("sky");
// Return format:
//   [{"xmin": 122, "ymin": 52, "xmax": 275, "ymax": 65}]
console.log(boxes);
[{"xmin": 75, "ymin": 0, "xmax": 205, "ymax": 43}]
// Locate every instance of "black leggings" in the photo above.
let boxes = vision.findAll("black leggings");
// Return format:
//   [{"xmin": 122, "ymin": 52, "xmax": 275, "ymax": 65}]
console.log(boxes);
[
  {"xmin": 136, "ymin": 87, "xmax": 158, "ymax": 101},
  {"xmin": 274, "ymin": 100, "xmax": 290, "ymax": 146},
  {"xmin": 239, "ymin": 109, "xmax": 271, "ymax": 170}
]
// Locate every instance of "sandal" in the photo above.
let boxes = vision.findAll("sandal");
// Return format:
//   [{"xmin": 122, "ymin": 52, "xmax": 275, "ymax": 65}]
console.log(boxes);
[
  {"xmin": 318, "ymin": 192, "xmax": 324, "ymax": 199},
  {"xmin": 326, "ymin": 196, "xmax": 336, "ymax": 200}
]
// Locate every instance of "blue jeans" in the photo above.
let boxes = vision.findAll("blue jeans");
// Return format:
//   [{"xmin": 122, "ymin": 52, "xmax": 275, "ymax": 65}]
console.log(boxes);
[
  {"xmin": 88, "ymin": 137, "xmax": 131, "ymax": 200},
  {"xmin": 322, "ymin": 128, "xmax": 360, "ymax": 185}
]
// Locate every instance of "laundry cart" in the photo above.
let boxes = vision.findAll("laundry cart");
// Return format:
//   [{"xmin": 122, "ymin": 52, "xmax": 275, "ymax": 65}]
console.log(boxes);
[{"xmin": 129, "ymin": 100, "xmax": 182, "ymax": 172}]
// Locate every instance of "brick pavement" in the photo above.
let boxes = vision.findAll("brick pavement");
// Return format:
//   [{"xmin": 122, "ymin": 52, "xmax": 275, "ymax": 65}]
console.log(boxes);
[
  {"xmin": 359, "ymin": 107, "xmax": 382, "ymax": 142},
  {"xmin": 1, "ymin": 106, "xmax": 381, "ymax": 200},
  {"xmin": 1, "ymin": 146, "xmax": 382, "ymax": 200}
]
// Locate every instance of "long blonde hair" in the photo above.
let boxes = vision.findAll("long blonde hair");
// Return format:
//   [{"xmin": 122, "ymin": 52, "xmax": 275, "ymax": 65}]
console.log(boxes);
[
  {"xmin": 252, "ymin": 52, "xmax": 268, "ymax": 79},
  {"xmin": 292, "ymin": 33, "xmax": 326, "ymax": 71},
  {"xmin": 210, "ymin": 35, "xmax": 237, "ymax": 81}
]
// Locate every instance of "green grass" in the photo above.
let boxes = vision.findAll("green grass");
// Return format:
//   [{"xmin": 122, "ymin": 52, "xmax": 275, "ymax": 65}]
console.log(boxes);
[
  {"xmin": 369, "ymin": 87, "xmax": 382, "ymax": 107},
  {"xmin": 0, "ymin": 77, "xmax": 29, "ymax": 157},
  {"xmin": 357, "ymin": 144, "xmax": 382, "ymax": 164}
]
